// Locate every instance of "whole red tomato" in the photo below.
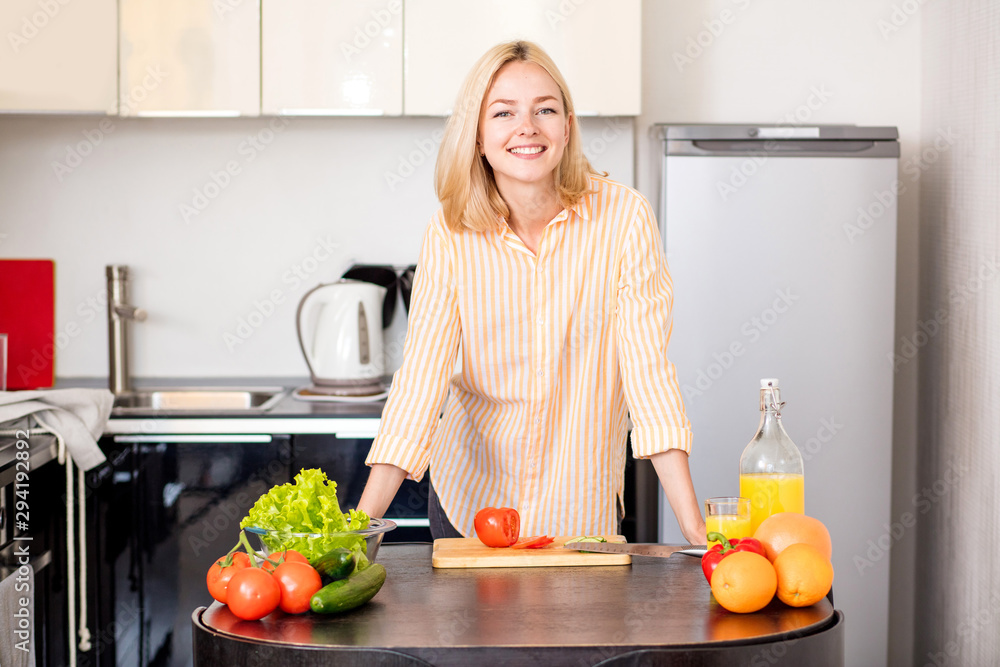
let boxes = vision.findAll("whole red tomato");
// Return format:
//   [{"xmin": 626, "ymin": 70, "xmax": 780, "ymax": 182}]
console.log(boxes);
[
  {"xmin": 272, "ymin": 561, "xmax": 323, "ymax": 614},
  {"xmin": 226, "ymin": 567, "xmax": 281, "ymax": 621},
  {"xmin": 262, "ymin": 549, "xmax": 309, "ymax": 573},
  {"xmin": 474, "ymin": 507, "xmax": 520, "ymax": 547},
  {"xmin": 206, "ymin": 552, "xmax": 251, "ymax": 604}
]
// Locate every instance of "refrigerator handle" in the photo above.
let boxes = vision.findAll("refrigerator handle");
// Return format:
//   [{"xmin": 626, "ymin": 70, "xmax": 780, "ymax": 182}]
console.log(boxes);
[{"xmin": 666, "ymin": 139, "xmax": 899, "ymax": 158}]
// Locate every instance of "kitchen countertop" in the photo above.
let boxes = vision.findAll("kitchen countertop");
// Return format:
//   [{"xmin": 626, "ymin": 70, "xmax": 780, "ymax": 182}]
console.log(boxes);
[
  {"xmin": 192, "ymin": 543, "xmax": 844, "ymax": 667},
  {"xmin": 56, "ymin": 377, "xmax": 386, "ymax": 436}
]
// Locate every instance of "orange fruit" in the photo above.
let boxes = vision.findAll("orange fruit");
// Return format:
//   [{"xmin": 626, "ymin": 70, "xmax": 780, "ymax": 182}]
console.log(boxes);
[
  {"xmin": 710, "ymin": 551, "xmax": 777, "ymax": 614},
  {"xmin": 754, "ymin": 512, "xmax": 832, "ymax": 562},
  {"xmin": 773, "ymin": 543, "xmax": 834, "ymax": 607}
]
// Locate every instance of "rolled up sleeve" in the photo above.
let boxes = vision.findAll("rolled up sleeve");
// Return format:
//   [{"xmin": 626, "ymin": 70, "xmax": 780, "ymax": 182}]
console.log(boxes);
[
  {"xmin": 615, "ymin": 198, "xmax": 693, "ymax": 458},
  {"xmin": 365, "ymin": 214, "xmax": 462, "ymax": 480}
]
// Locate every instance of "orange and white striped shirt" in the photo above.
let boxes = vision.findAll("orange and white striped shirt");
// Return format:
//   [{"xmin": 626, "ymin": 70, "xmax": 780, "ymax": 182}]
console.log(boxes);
[{"xmin": 366, "ymin": 175, "xmax": 692, "ymax": 537}]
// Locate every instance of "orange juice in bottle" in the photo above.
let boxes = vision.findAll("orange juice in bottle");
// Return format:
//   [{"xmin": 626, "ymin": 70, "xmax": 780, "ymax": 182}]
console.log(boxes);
[{"xmin": 739, "ymin": 379, "xmax": 804, "ymax": 534}]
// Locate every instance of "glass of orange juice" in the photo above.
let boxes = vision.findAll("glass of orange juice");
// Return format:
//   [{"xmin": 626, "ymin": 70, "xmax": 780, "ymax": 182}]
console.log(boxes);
[{"xmin": 705, "ymin": 497, "xmax": 752, "ymax": 548}]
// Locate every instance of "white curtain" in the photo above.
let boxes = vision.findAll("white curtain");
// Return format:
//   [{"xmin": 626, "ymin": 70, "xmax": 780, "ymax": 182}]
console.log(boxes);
[{"xmin": 916, "ymin": 2, "xmax": 1000, "ymax": 665}]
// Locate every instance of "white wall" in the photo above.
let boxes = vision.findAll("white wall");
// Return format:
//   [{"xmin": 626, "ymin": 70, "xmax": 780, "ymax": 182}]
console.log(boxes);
[
  {"xmin": 0, "ymin": 115, "xmax": 633, "ymax": 379},
  {"xmin": 637, "ymin": 2, "xmax": 921, "ymax": 666}
]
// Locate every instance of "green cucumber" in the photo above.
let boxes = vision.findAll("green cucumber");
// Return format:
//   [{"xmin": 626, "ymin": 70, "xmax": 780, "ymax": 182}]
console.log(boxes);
[
  {"xmin": 310, "ymin": 563, "xmax": 386, "ymax": 614},
  {"xmin": 564, "ymin": 536, "xmax": 608, "ymax": 544},
  {"xmin": 312, "ymin": 548, "xmax": 357, "ymax": 581}
]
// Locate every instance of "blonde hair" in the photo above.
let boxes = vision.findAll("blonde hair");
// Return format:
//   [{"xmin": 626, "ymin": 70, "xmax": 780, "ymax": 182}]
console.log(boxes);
[{"xmin": 435, "ymin": 40, "xmax": 597, "ymax": 233}]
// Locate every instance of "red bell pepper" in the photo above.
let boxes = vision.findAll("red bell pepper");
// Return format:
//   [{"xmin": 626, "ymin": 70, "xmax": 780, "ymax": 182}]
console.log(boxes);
[{"xmin": 700, "ymin": 532, "xmax": 766, "ymax": 584}]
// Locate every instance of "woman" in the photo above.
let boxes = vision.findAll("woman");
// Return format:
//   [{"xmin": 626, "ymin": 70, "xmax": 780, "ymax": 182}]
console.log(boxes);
[{"xmin": 358, "ymin": 40, "xmax": 705, "ymax": 544}]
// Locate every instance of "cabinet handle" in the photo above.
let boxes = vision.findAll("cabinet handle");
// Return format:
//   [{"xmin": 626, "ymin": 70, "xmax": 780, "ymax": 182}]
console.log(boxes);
[
  {"xmin": 134, "ymin": 110, "xmax": 241, "ymax": 118},
  {"xmin": 385, "ymin": 518, "xmax": 430, "ymax": 528},
  {"xmin": 112, "ymin": 434, "xmax": 273, "ymax": 444},
  {"xmin": 334, "ymin": 431, "xmax": 379, "ymax": 439}
]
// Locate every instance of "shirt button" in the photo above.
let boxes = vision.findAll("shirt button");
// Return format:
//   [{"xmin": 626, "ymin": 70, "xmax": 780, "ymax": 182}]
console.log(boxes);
[
  {"xmin": 536, "ymin": 316, "xmax": 544, "ymax": 324},
  {"xmin": 536, "ymin": 370, "xmax": 544, "ymax": 377},
  {"xmin": 534, "ymin": 418, "xmax": 541, "ymax": 425}
]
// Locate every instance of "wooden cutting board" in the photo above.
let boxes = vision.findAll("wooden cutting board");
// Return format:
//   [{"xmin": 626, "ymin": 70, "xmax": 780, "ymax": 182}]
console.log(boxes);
[{"xmin": 431, "ymin": 536, "xmax": 631, "ymax": 569}]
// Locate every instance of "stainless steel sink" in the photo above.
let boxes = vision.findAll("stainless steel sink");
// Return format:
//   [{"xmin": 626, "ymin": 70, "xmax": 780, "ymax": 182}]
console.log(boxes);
[{"xmin": 111, "ymin": 386, "xmax": 287, "ymax": 415}]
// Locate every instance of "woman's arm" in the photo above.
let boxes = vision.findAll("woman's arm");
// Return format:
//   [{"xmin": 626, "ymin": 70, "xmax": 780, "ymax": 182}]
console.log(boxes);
[
  {"xmin": 360, "ymin": 214, "xmax": 461, "ymax": 515},
  {"xmin": 357, "ymin": 464, "xmax": 408, "ymax": 519},
  {"xmin": 614, "ymin": 195, "xmax": 702, "ymax": 544},
  {"xmin": 650, "ymin": 449, "xmax": 706, "ymax": 545}
]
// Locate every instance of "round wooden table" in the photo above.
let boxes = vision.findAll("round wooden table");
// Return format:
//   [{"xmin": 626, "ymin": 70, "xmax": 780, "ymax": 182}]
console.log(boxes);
[{"xmin": 193, "ymin": 543, "xmax": 844, "ymax": 666}]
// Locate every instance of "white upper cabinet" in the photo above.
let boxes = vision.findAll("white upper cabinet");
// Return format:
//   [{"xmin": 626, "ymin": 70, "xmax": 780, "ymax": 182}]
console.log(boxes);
[
  {"xmin": 120, "ymin": 0, "xmax": 260, "ymax": 116},
  {"xmin": 0, "ymin": 0, "xmax": 117, "ymax": 113},
  {"xmin": 404, "ymin": 0, "xmax": 641, "ymax": 116},
  {"xmin": 263, "ymin": 0, "xmax": 403, "ymax": 116}
]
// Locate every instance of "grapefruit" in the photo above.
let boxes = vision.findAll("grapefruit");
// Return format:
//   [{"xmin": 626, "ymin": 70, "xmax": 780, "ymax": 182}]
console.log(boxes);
[{"xmin": 754, "ymin": 512, "xmax": 832, "ymax": 562}]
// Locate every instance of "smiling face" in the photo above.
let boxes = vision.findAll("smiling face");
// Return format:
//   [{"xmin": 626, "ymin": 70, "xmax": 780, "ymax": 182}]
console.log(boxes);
[{"xmin": 478, "ymin": 61, "xmax": 572, "ymax": 195}]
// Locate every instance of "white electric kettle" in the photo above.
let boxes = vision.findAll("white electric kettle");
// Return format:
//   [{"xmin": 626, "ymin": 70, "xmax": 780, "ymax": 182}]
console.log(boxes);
[{"xmin": 296, "ymin": 279, "xmax": 387, "ymax": 394}]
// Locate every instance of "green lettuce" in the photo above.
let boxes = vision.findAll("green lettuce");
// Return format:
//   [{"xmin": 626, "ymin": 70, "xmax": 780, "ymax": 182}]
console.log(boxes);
[{"xmin": 240, "ymin": 468, "xmax": 371, "ymax": 564}]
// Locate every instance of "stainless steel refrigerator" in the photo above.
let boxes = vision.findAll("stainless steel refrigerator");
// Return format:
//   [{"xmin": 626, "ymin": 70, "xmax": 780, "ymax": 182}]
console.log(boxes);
[{"xmin": 655, "ymin": 124, "xmax": 898, "ymax": 665}]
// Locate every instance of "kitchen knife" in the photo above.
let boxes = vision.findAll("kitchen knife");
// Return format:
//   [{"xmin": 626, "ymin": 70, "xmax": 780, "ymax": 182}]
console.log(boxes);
[{"xmin": 564, "ymin": 542, "xmax": 707, "ymax": 558}]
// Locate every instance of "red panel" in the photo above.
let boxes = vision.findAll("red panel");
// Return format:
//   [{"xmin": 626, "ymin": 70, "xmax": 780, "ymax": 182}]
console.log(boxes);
[{"xmin": 0, "ymin": 259, "xmax": 56, "ymax": 389}]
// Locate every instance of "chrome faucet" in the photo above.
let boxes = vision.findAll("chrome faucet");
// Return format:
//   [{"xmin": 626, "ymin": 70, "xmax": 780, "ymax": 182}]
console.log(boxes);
[{"xmin": 106, "ymin": 265, "xmax": 147, "ymax": 395}]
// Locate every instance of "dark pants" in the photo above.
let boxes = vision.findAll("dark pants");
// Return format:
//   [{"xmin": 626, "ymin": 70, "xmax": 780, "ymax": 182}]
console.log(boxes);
[{"xmin": 427, "ymin": 480, "xmax": 464, "ymax": 540}]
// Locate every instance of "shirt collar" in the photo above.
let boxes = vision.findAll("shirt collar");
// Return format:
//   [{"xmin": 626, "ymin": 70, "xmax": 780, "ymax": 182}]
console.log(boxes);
[
  {"xmin": 569, "ymin": 193, "xmax": 593, "ymax": 221},
  {"xmin": 494, "ymin": 191, "xmax": 592, "ymax": 233}
]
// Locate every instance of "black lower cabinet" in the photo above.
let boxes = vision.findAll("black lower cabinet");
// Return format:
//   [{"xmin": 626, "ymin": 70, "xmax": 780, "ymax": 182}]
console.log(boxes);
[
  {"xmin": 84, "ymin": 435, "xmax": 292, "ymax": 667},
  {"xmin": 30, "ymin": 459, "xmax": 70, "ymax": 667},
  {"xmin": 0, "ymin": 446, "xmax": 68, "ymax": 667}
]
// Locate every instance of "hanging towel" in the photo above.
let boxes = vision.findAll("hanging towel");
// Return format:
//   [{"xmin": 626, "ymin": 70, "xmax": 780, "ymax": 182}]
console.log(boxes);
[{"xmin": 0, "ymin": 388, "xmax": 111, "ymax": 470}]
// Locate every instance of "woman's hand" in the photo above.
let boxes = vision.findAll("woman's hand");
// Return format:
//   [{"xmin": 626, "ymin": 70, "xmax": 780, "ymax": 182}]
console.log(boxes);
[{"xmin": 650, "ymin": 449, "xmax": 707, "ymax": 545}]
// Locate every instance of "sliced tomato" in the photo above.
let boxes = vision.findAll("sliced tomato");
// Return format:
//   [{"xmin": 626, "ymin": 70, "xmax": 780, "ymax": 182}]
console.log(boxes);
[{"xmin": 510, "ymin": 535, "xmax": 554, "ymax": 549}]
